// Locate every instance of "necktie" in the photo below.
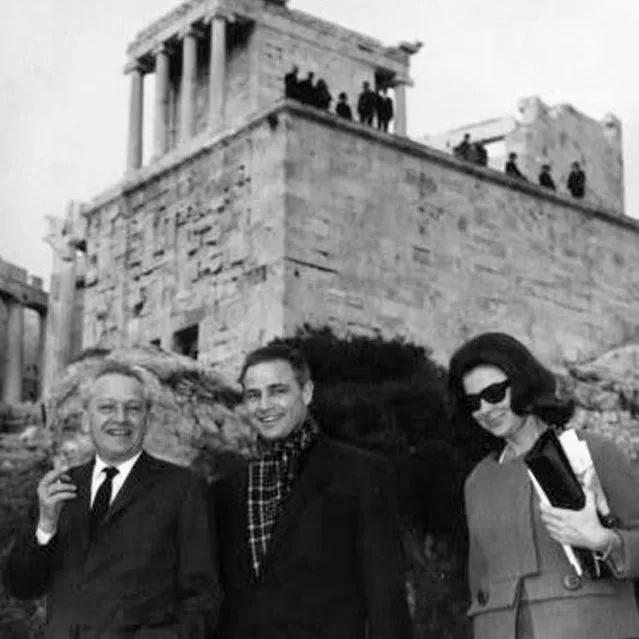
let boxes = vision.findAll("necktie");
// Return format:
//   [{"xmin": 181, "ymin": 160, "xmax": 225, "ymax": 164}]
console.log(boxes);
[{"xmin": 89, "ymin": 466, "xmax": 118, "ymax": 540}]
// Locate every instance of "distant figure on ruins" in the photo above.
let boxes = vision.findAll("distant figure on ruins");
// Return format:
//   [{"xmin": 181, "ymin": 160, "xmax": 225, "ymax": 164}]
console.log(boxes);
[
  {"xmin": 505, "ymin": 152, "xmax": 527, "ymax": 181},
  {"xmin": 453, "ymin": 133, "xmax": 472, "ymax": 160},
  {"xmin": 567, "ymin": 161, "xmax": 586, "ymax": 199},
  {"xmin": 314, "ymin": 78, "xmax": 332, "ymax": 110},
  {"xmin": 336, "ymin": 92, "xmax": 353, "ymax": 120},
  {"xmin": 284, "ymin": 65, "xmax": 300, "ymax": 101},
  {"xmin": 467, "ymin": 141, "xmax": 488, "ymax": 167},
  {"xmin": 376, "ymin": 88, "xmax": 394, "ymax": 132},
  {"xmin": 538, "ymin": 164, "xmax": 556, "ymax": 191},
  {"xmin": 474, "ymin": 141, "xmax": 488, "ymax": 166},
  {"xmin": 297, "ymin": 71, "xmax": 316, "ymax": 106},
  {"xmin": 357, "ymin": 81, "xmax": 377, "ymax": 126}
]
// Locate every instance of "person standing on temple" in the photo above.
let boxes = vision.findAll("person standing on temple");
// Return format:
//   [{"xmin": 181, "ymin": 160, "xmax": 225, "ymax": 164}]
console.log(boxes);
[
  {"xmin": 567, "ymin": 161, "xmax": 586, "ymax": 199},
  {"xmin": 453, "ymin": 133, "xmax": 472, "ymax": 161},
  {"xmin": 376, "ymin": 88, "xmax": 394, "ymax": 132},
  {"xmin": 335, "ymin": 92, "xmax": 353, "ymax": 120},
  {"xmin": 505, "ymin": 152, "xmax": 527, "ymax": 181},
  {"xmin": 297, "ymin": 71, "xmax": 316, "ymax": 106},
  {"xmin": 538, "ymin": 164, "xmax": 556, "ymax": 191},
  {"xmin": 474, "ymin": 141, "xmax": 488, "ymax": 166},
  {"xmin": 357, "ymin": 81, "xmax": 376, "ymax": 126},
  {"xmin": 314, "ymin": 78, "xmax": 332, "ymax": 111},
  {"xmin": 212, "ymin": 344, "xmax": 411, "ymax": 639},
  {"xmin": 284, "ymin": 65, "xmax": 300, "ymax": 101}
]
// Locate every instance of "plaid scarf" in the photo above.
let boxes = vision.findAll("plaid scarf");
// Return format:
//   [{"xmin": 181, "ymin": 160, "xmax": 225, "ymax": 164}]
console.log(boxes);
[{"xmin": 247, "ymin": 417, "xmax": 318, "ymax": 577}]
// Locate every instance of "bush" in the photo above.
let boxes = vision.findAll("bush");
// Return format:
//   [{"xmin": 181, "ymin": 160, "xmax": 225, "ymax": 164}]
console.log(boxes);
[{"xmin": 0, "ymin": 437, "xmax": 48, "ymax": 639}]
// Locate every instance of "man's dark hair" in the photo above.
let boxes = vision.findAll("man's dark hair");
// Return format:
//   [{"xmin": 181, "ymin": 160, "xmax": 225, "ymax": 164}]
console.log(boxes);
[
  {"xmin": 239, "ymin": 344, "xmax": 312, "ymax": 388},
  {"xmin": 448, "ymin": 332, "xmax": 574, "ymax": 427}
]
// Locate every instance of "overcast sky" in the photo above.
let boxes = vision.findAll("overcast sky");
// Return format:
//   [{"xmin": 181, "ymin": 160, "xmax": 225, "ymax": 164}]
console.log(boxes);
[{"xmin": 2, "ymin": 0, "xmax": 638, "ymax": 284}]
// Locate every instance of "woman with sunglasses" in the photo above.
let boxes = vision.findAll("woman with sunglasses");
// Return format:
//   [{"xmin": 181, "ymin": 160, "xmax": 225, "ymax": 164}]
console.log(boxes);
[{"xmin": 448, "ymin": 332, "xmax": 639, "ymax": 639}]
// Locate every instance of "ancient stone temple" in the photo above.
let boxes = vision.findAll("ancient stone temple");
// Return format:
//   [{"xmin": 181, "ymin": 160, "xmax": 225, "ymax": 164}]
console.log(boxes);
[
  {"xmin": 0, "ymin": 258, "xmax": 47, "ymax": 402},
  {"xmin": 65, "ymin": 0, "xmax": 639, "ymax": 380}
]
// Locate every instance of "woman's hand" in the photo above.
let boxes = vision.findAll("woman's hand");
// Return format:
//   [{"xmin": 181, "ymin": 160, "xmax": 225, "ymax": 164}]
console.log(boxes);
[{"xmin": 539, "ymin": 490, "xmax": 614, "ymax": 552}]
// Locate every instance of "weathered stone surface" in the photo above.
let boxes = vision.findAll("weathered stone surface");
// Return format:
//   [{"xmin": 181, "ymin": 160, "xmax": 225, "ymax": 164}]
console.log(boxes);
[
  {"xmin": 83, "ymin": 115, "xmax": 289, "ymax": 376},
  {"xmin": 560, "ymin": 344, "xmax": 639, "ymax": 457},
  {"xmin": 279, "ymin": 105, "xmax": 639, "ymax": 373},
  {"xmin": 80, "ymin": 102, "xmax": 639, "ymax": 381}
]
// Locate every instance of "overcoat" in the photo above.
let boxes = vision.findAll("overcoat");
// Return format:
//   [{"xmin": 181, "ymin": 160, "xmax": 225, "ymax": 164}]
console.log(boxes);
[
  {"xmin": 465, "ymin": 432, "xmax": 639, "ymax": 639},
  {"xmin": 212, "ymin": 434, "xmax": 412, "ymax": 639}
]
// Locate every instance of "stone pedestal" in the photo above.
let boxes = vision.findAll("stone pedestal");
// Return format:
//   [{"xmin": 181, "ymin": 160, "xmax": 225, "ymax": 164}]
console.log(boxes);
[
  {"xmin": 208, "ymin": 15, "xmax": 227, "ymax": 132},
  {"xmin": 3, "ymin": 298, "xmax": 24, "ymax": 403},
  {"xmin": 153, "ymin": 45, "xmax": 170, "ymax": 157},
  {"xmin": 180, "ymin": 28, "xmax": 198, "ymax": 143},
  {"xmin": 126, "ymin": 62, "xmax": 145, "ymax": 170}
]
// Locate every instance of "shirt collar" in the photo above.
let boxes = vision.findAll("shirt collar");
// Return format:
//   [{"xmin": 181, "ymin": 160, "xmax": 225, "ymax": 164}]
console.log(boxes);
[{"xmin": 94, "ymin": 451, "xmax": 142, "ymax": 476}]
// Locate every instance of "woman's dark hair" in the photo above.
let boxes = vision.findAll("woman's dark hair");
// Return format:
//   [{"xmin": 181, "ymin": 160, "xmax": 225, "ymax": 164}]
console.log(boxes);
[{"xmin": 448, "ymin": 332, "xmax": 574, "ymax": 427}]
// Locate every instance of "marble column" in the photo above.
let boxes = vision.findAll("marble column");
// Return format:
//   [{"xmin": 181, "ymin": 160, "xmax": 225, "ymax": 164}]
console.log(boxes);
[
  {"xmin": 126, "ymin": 61, "xmax": 145, "ymax": 170},
  {"xmin": 153, "ymin": 45, "xmax": 171, "ymax": 157},
  {"xmin": 42, "ymin": 206, "xmax": 80, "ymax": 398},
  {"xmin": 37, "ymin": 309, "xmax": 47, "ymax": 398},
  {"xmin": 180, "ymin": 27, "xmax": 198, "ymax": 143},
  {"xmin": 208, "ymin": 15, "xmax": 227, "ymax": 132},
  {"xmin": 394, "ymin": 82, "xmax": 407, "ymax": 136},
  {"xmin": 3, "ymin": 298, "xmax": 24, "ymax": 403}
]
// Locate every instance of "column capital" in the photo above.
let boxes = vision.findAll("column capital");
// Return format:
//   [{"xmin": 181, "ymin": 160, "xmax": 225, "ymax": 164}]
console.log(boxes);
[
  {"xmin": 124, "ymin": 58, "xmax": 152, "ymax": 75},
  {"xmin": 204, "ymin": 9, "xmax": 235, "ymax": 25},
  {"xmin": 152, "ymin": 43, "xmax": 174, "ymax": 58},
  {"xmin": 178, "ymin": 23, "xmax": 206, "ymax": 39}
]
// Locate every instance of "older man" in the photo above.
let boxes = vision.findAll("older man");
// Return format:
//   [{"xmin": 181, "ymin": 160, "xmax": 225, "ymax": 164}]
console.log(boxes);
[
  {"xmin": 212, "ymin": 343, "xmax": 411, "ymax": 639},
  {"xmin": 4, "ymin": 361, "xmax": 221, "ymax": 639}
]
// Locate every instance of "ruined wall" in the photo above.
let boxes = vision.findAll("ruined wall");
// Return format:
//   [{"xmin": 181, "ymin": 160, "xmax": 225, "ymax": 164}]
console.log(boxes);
[
  {"xmin": 509, "ymin": 97, "xmax": 624, "ymax": 213},
  {"xmin": 281, "ymin": 108, "xmax": 639, "ymax": 369},
  {"xmin": 82, "ymin": 116, "xmax": 289, "ymax": 376},
  {"xmin": 422, "ymin": 97, "xmax": 624, "ymax": 215}
]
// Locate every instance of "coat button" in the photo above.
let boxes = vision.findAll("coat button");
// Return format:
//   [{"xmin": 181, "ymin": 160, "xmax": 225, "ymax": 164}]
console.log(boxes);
[
  {"xmin": 477, "ymin": 588, "xmax": 489, "ymax": 605},
  {"xmin": 563, "ymin": 574, "xmax": 582, "ymax": 591}
]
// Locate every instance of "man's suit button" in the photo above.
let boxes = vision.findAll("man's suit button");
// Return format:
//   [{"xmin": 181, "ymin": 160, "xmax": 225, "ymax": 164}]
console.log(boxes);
[
  {"xmin": 562, "ymin": 574, "xmax": 582, "ymax": 591},
  {"xmin": 477, "ymin": 589, "xmax": 489, "ymax": 605}
]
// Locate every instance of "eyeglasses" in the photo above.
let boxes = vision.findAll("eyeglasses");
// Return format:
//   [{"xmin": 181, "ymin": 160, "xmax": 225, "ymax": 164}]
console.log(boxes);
[{"xmin": 463, "ymin": 380, "xmax": 510, "ymax": 412}]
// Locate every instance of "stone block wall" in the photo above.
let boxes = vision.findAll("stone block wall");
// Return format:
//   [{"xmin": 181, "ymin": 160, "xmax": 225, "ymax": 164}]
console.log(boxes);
[
  {"xmin": 82, "ymin": 116, "xmax": 289, "ymax": 377},
  {"xmin": 280, "ymin": 107, "xmax": 639, "ymax": 369}
]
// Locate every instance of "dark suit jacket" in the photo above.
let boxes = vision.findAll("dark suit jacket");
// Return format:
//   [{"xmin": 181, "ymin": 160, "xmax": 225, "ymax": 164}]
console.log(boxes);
[
  {"xmin": 4, "ymin": 452, "xmax": 221, "ymax": 639},
  {"xmin": 212, "ymin": 434, "xmax": 411, "ymax": 639}
]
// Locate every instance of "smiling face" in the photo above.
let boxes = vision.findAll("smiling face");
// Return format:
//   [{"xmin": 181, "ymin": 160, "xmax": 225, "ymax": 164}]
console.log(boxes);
[
  {"xmin": 242, "ymin": 359, "xmax": 313, "ymax": 441},
  {"xmin": 87, "ymin": 373, "xmax": 149, "ymax": 464},
  {"xmin": 462, "ymin": 364, "xmax": 526, "ymax": 442}
]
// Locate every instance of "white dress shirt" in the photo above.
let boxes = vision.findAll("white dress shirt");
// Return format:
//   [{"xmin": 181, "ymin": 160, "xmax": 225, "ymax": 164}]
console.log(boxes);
[{"xmin": 36, "ymin": 452, "xmax": 143, "ymax": 545}]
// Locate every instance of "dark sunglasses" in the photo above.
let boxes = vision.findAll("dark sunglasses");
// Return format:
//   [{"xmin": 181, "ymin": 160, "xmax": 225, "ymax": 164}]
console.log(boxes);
[{"xmin": 463, "ymin": 379, "xmax": 510, "ymax": 412}]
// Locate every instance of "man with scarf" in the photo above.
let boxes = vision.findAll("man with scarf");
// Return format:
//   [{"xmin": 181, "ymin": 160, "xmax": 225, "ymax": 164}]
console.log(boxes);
[{"xmin": 211, "ymin": 343, "xmax": 411, "ymax": 639}]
